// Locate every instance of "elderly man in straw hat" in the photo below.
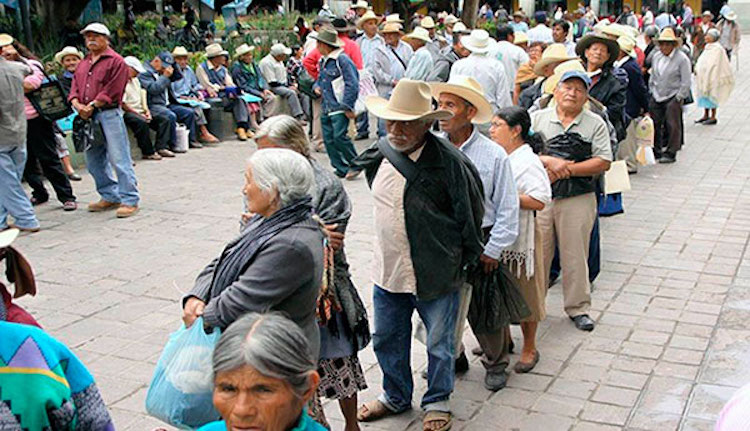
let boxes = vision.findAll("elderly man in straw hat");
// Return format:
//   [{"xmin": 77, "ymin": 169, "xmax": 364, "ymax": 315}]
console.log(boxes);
[
  {"xmin": 356, "ymin": 10, "xmax": 384, "ymax": 141},
  {"xmin": 420, "ymin": 16, "xmax": 441, "ymax": 60},
  {"xmin": 259, "ymin": 43, "xmax": 307, "ymax": 125},
  {"xmin": 518, "ymin": 43, "xmax": 578, "ymax": 109},
  {"xmin": 311, "ymin": 28, "xmax": 361, "ymax": 180},
  {"xmin": 0, "ymin": 43, "xmax": 39, "ymax": 232},
  {"xmin": 613, "ymin": 35, "xmax": 649, "ymax": 174},
  {"xmin": 371, "ymin": 22, "xmax": 413, "ymax": 137},
  {"xmin": 403, "ymin": 27, "xmax": 435, "ymax": 81},
  {"xmin": 196, "ymin": 43, "xmax": 254, "ymax": 140},
  {"xmin": 171, "ymin": 46, "xmax": 219, "ymax": 144},
  {"xmin": 649, "ymin": 27, "xmax": 691, "ymax": 164},
  {"xmin": 231, "ymin": 43, "xmax": 278, "ymax": 133},
  {"xmin": 452, "ymin": 29, "xmax": 513, "ymax": 113},
  {"xmin": 532, "ymin": 69, "xmax": 612, "ymax": 332},
  {"xmin": 68, "ymin": 22, "xmax": 140, "ymax": 218},
  {"xmin": 431, "ymin": 75, "xmax": 519, "ymax": 391},
  {"xmin": 441, "ymin": 14, "xmax": 460, "ymax": 45},
  {"xmin": 426, "ymin": 23, "xmax": 470, "ymax": 82},
  {"xmin": 353, "ymin": 79, "xmax": 484, "ymax": 431}
]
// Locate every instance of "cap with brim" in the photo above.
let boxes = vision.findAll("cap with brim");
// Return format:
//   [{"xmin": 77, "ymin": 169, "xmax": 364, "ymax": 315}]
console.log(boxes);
[
  {"xmin": 366, "ymin": 79, "xmax": 452, "ymax": 121},
  {"xmin": 80, "ymin": 22, "xmax": 111, "ymax": 37},
  {"xmin": 405, "ymin": 27, "xmax": 431, "ymax": 43},
  {"xmin": 270, "ymin": 43, "xmax": 293, "ymax": 55},
  {"xmin": 234, "ymin": 43, "xmax": 255, "ymax": 58},
  {"xmin": 158, "ymin": 51, "xmax": 175, "ymax": 66},
  {"xmin": 461, "ymin": 29, "xmax": 492, "ymax": 53},
  {"xmin": 513, "ymin": 32, "xmax": 529, "ymax": 45},
  {"xmin": 124, "ymin": 56, "xmax": 146, "ymax": 74},
  {"xmin": 54, "ymin": 46, "xmax": 84, "ymax": 65},
  {"xmin": 357, "ymin": 10, "xmax": 382, "ymax": 28},
  {"xmin": 575, "ymin": 33, "xmax": 620, "ymax": 67},
  {"xmin": 430, "ymin": 76, "xmax": 493, "ymax": 124},
  {"xmin": 534, "ymin": 43, "xmax": 578, "ymax": 75},
  {"xmin": 381, "ymin": 22, "xmax": 403, "ymax": 33},
  {"xmin": 421, "ymin": 16, "xmax": 436, "ymax": 29},
  {"xmin": 0, "ymin": 33, "xmax": 12, "ymax": 47},
  {"xmin": 0, "ymin": 229, "xmax": 19, "ymax": 249},
  {"xmin": 312, "ymin": 28, "xmax": 344, "ymax": 48},
  {"xmin": 656, "ymin": 27, "xmax": 678, "ymax": 43},
  {"xmin": 559, "ymin": 70, "xmax": 591, "ymax": 88},
  {"xmin": 206, "ymin": 43, "xmax": 229, "ymax": 58},
  {"xmin": 172, "ymin": 46, "xmax": 190, "ymax": 57}
]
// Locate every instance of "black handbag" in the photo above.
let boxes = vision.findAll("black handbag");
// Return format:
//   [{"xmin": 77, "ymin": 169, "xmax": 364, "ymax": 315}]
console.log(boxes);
[
  {"xmin": 298, "ymin": 68, "xmax": 318, "ymax": 99},
  {"xmin": 27, "ymin": 63, "xmax": 73, "ymax": 122},
  {"xmin": 467, "ymin": 263, "xmax": 531, "ymax": 334},
  {"xmin": 545, "ymin": 132, "xmax": 597, "ymax": 200}
]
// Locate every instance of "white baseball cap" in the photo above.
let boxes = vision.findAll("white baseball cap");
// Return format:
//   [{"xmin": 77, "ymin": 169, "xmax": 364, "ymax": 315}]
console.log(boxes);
[
  {"xmin": 124, "ymin": 56, "xmax": 146, "ymax": 74},
  {"xmin": 270, "ymin": 43, "xmax": 292, "ymax": 56},
  {"xmin": 80, "ymin": 22, "xmax": 111, "ymax": 37}
]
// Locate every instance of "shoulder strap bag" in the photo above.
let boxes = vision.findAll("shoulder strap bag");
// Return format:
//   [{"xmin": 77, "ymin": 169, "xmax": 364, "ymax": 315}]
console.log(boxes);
[{"xmin": 27, "ymin": 62, "xmax": 73, "ymax": 122}]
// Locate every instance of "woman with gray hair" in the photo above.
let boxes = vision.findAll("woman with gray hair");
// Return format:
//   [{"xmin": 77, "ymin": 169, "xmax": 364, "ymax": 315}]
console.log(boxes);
[
  {"xmin": 694, "ymin": 28, "xmax": 735, "ymax": 126},
  {"xmin": 252, "ymin": 115, "xmax": 370, "ymax": 431},
  {"xmin": 197, "ymin": 312, "xmax": 327, "ymax": 431},
  {"xmin": 182, "ymin": 148, "xmax": 325, "ymax": 357}
]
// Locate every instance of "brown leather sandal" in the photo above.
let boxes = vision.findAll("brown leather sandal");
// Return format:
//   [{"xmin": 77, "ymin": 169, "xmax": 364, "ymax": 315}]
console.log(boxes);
[{"xmin": 423, "ymin": 411, "xmax": 452, "ymax": 431}]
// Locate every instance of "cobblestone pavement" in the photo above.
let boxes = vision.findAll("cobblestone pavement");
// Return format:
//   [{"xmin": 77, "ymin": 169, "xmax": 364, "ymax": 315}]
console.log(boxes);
[{"xmin": 11, "ymin": 38, "xmax": 750, "ymax": 431}]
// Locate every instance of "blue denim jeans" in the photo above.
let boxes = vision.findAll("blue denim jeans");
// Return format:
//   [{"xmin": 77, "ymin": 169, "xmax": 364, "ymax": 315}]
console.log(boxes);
[
  {"xmin": 355, "ymin": 110, "xmax": 369, "ymax": 136},
  {"xmin": 321, "ymin": 112, "xmax": 358, "ymax": 177},
  {"xmin": 373, "ymin": 285, "xmax": 459, "ymax": 413},
  {"xmin": 86, "ymin": 109, "xmax": 140, "ymax": 206},
  {"xmin": 0, "ymin": 145, "xmax": 39, "ymax": 230}
]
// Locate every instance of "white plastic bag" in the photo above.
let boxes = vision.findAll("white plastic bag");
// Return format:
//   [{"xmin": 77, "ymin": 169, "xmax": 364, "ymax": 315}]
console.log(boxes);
[
  {"xmin": 145, "ymin": 318, "xmax": 221, "ymax": 429},
  {"xmin": 174, "ymin": 124, "xmax": 189, "ymax": 153}
]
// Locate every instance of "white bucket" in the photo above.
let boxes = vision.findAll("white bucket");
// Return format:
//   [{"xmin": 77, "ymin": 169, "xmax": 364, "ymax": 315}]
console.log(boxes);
[{"xmin": 175, "ymin": 124, "xmax": 189, "ymax": 152}]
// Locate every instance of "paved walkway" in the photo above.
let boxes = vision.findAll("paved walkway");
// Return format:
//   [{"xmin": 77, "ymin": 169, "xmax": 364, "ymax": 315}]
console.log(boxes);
[{"xmin": 11, "ymin": 38, "xmax": 750, "ymax": 431}]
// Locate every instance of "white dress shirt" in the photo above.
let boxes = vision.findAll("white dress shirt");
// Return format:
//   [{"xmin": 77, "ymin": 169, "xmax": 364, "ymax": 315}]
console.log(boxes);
[
  {"xmin": 450, "ymin": 53, "xmax": 513, "ymax": 111},
  {"xmin": 527, "ymin": 24, "xmax": 554, "ymax": 43},
  {"xmin": 489, "ymin": 40, "xmax": 530, "ymax": 85}
]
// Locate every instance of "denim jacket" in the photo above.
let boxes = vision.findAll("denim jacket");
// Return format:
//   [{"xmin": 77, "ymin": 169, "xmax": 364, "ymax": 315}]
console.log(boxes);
[
  {"xmin": 138, "ymin": 62, "xmax": 172, "ymax": 108},
  {"xmin": 313, "ymin": 49, "xmax": 359, "ymax": 115}
]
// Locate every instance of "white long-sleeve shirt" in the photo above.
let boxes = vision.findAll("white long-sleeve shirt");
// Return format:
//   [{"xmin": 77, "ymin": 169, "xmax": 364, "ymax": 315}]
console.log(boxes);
[{"xmin": 450, "ymin": 53, "xmax": 512, "ymax": 112}]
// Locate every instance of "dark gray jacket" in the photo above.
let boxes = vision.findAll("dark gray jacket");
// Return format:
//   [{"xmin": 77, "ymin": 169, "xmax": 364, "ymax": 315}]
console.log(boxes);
[
  {"xmin": 0, "ymin": 59, "xmax": 30, "ymax": 149},
  {"xmin": 189, "ymin": 218, "xmax": 324, "ymax": 358}
]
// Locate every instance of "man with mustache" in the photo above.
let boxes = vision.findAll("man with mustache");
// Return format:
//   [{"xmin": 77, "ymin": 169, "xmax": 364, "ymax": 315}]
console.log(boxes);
[
  {"xmin": 353, "ymin": 79, "xmax": 484, "ymax": 431},
  {"xmin": 68, "ymin": 23, "xmax": 140, "ymax": 218}
]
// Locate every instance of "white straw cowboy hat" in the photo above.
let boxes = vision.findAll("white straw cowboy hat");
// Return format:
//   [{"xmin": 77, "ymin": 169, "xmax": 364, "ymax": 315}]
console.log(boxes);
[
  {"xmin": 385, "ymin": 13, "xmax": 404, "ymax": 24},
  {"xmin": 513, "ymin": 31, "xmax": 529, "ymax": 45},
  {"xmin": 54, "ymin": 46, "xmax": 83, "ymax": 65},
  {"xmin": 311, "ymin": 28, "xmax": 344, "ymax": 48},
  {"xmin": 234, "ymin": 43, "xmax": 255, "ymax": 58},
  {"xmin": 80, "ymin": 22, "xmax": 111, "ymax": 37},
  {"xmin": 723, "ymin": 10, "xmax": 737, "ymax": 20},
  {"xmin": 205, "ymin": 43, "xmax": 229, "ymax": 58},
  {"xmin": 444, "ymin": 14, "xmax": 459, "ymax": 25},
  {"xmin": 366, "ymin": 79, "xmax": 452, "ymax": 122},
  {"xmin": 601, "ymin": 23, "xmax": 639, "ymax": 40},
  {"xmin": 421, "ymin": 16, "xmax": 436, "ymax": 29},
  {"xmin": 534, "ymin": 43, "xmax": 578, "ymax": 75},
  {"xmin": 452, "ymin": 22, "xmax": 470, "ymax": 35},
  {"xmin": 617, "ymin": 35, "xmax": 637, "ymax": 58},
  {"xmin": 461, "ymin": 29, "xmax": 492, "ymax": 53},
  {"xmin": 380, "ymin": 22, "xmax": 403, "ymax": 33},
  {"xmin": 656, "ymin": 27, "xmax": 679, "ymax": 43},
  {"xmin": 352, "ymin": 0, "xmax": 369, "ymax": 9},
  {"xmin": 543, "ymin": 58, "xmax": 589, "ymax": 94},
  {"xmin": 172, "ymin": 46, "xmax": 190, "ymax": 57},
  {"xmin": 0, "ymin": 229, "xmax": 19, "ymax": 249},
  {"xmin": 404, "ymin": 26, "xmax": 431, "ymax": 43},
  {"xmin": 430, "ymin": 75, "xmax": 493, "ymax": 124},
  {"xmin": 0, "ymin": 33, "xmax": 12, "ymax": 47},
  {"xmin": 357, "ymin": 10, "xmax": 382, "ymax": 28}
]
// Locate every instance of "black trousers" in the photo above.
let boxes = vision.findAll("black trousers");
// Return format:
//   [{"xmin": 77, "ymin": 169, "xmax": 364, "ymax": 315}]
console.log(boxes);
[
  {"xmin": 24, "ymin": 117, "xmax": 76, "ymax": 203},
  {"xmin": 649, "ymin": 96, "xmax": 684, "ymax": 159},
  {"xmin": 123, "ymin": 111, "xmax": 171, "ymax": 155}
]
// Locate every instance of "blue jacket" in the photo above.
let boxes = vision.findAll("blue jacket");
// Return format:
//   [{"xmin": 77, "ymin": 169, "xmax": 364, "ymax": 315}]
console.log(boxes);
[
  {"xmin": 619, "ymin": 57, "xmax": 650, "ymax": 120},
  {"xmin": 138, "ymin": 62, "xmax": 172, "ymax": 108},
  {"xmin": 171, "ymin": 65, "xmax": 202, "ymax": 98},
  {"xmin": 313, "ymin": 50, "xmax": 359, "ymax": 115},
  {"xmin": 230, "ymin": 61, "xmax": 268, "ymax": 98}
]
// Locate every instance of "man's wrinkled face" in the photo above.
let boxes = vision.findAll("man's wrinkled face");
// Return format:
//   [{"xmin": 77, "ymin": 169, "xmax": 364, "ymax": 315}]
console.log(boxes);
[
  {"xmin": 384, "ymin": 32, "xmax": 401, "ymax": 46},
  {"xmin": 84, "ymin": 32, "xmax": 108, "ymax": 52},
  {"xmin": 175, "ymin": 55, "xmax": 189, "ymax": 69},
  {"xmin": 437, "ymin": 93, "xmax": 475, "ymax": 134},
  {"xmin": 554, "ymin": 79, "xmax": 587, "ymax": 111},
  {"xmin": 585, "ymin": 42, "xmax": 609, "ymax": 69},
  {"xmin": 363, "ymin": 19, "xmax": 378, "ymax": 36},
  {"xmin": 386, "ymin": 119, "xmax": 432, "ymax": 153},
  {"xmin": 659, "ymin": 41, "xmax": 676, "ymax": 55}
]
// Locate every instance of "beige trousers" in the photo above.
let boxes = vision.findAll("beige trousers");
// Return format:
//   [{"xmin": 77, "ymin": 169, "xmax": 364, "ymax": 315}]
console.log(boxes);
[
  {"xmin": 311, "ymin": 97, "xmax": 323, "ymax": 147},
  {"xmin": 537, "ymin": 192, "xmax": 597, "ymax": 317},
  {"xmin": 616, "ymin": 120, "xmax": 639, "ymax": 172}
]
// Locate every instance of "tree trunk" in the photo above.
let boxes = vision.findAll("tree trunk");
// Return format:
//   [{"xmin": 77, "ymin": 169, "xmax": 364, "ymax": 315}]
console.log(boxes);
[
  {"xmin": 32, "ymin": 0, "xmax": 90, "ymax": 40},
  {"xmin": 462, "ymin": 0, "xmax": 478, "ymax": 27}
]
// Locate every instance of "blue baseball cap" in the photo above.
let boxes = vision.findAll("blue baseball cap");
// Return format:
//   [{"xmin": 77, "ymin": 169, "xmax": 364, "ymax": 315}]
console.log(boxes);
[
  {"xmin": 559, "ymin": 70, "xmax": 591, "ymax": 89},
  {"xmin": 158, "ymin": 51, "xmax": 175, "ymax": 66}
]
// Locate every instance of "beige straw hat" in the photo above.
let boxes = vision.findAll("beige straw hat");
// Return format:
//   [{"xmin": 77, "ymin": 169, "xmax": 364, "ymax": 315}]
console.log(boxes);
[
  {"xmin": 234, "ymin": 43, "xmax": 255, "ymax": 58},
  {"xmin": 172, "ymin": 46, "xmax": 190, "ymax": 57},
  {"xmin": 404, "ymin": 26, "xmax": 431, "ymax": 43},
  {"xmin": 385, "ymin": 13, "xmax": 404, "ymax": 23},
  {"xmin": 357, "ymin": 10, "xmax": 382, "ymax": 28},
  {"xmin": 380, "ymin": 22, "xmax": 403, "ymax": 33},
  {"xmin": 205, "ymin": 43, "xmax": 229, "ymax": 58},
  {"xmin": 461, "ymin": 29, "xmax": 492, "ymax": 53},
  {"xmin": 534, "ymin": 43, "xmax": 578, "ymax": 75},
  {"xmin": 430, "ymin": 75, "xmax": 493, "ymax": 124},
  {"xmin": 513, "ymin": 32, "xmax": 529, "ymax": 45},
  {"xmin": 421, "ymin": 16, "xmax": 436, "ymax": 29},
  {"xmin": 366, "ymin": 79, "xmax": 453, "ymax": 121},
  {"xmin": 0, "ymin": 33, "xmax": 13, "ymax": 47},
  {"xmin": 0, "ymin": 229, "xmax": 19, "ymax": 249},
  {"xmin": 543, "ymin": 59, "xmax": 588, "ymax": 94},
  {"xmin": 54, "ymin": 46, "xmax": 84, "ymax": 65},
  {"xmin": 657, "ymin": 27, "xmax": 679, "ymax": 42}
]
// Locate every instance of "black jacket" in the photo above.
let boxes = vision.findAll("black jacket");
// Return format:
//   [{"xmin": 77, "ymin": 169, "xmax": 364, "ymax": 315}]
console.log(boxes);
[
  {"xmin": 354, "ymin": 132, "xmax": 485, "ymax": 301},
  {"xmin": 589, "ymin": 68, "xmax": 627, "ymax": 141},
  {"xmin": 619, "ymin": 57, "xmax": 650, "ymax": 120}
]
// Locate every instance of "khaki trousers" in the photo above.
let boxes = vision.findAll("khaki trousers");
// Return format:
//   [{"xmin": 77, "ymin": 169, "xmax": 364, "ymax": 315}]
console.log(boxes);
[
  {"xmin": 537, "ymin": 192, "xmax": 597, "ymax": 317},
  {"xmin": 311, "ymin": 97, "xmax": 323, "ymax": 147},
  {"xmin": 616, "ymin": 120, "xmax": 639, "ymax": 172}
]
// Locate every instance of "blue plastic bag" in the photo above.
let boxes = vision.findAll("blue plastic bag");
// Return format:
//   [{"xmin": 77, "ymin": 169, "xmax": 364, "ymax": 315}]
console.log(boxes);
[{"xmin": 145, "ymin": 318, "xmax": 221, "ymax": 429}]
